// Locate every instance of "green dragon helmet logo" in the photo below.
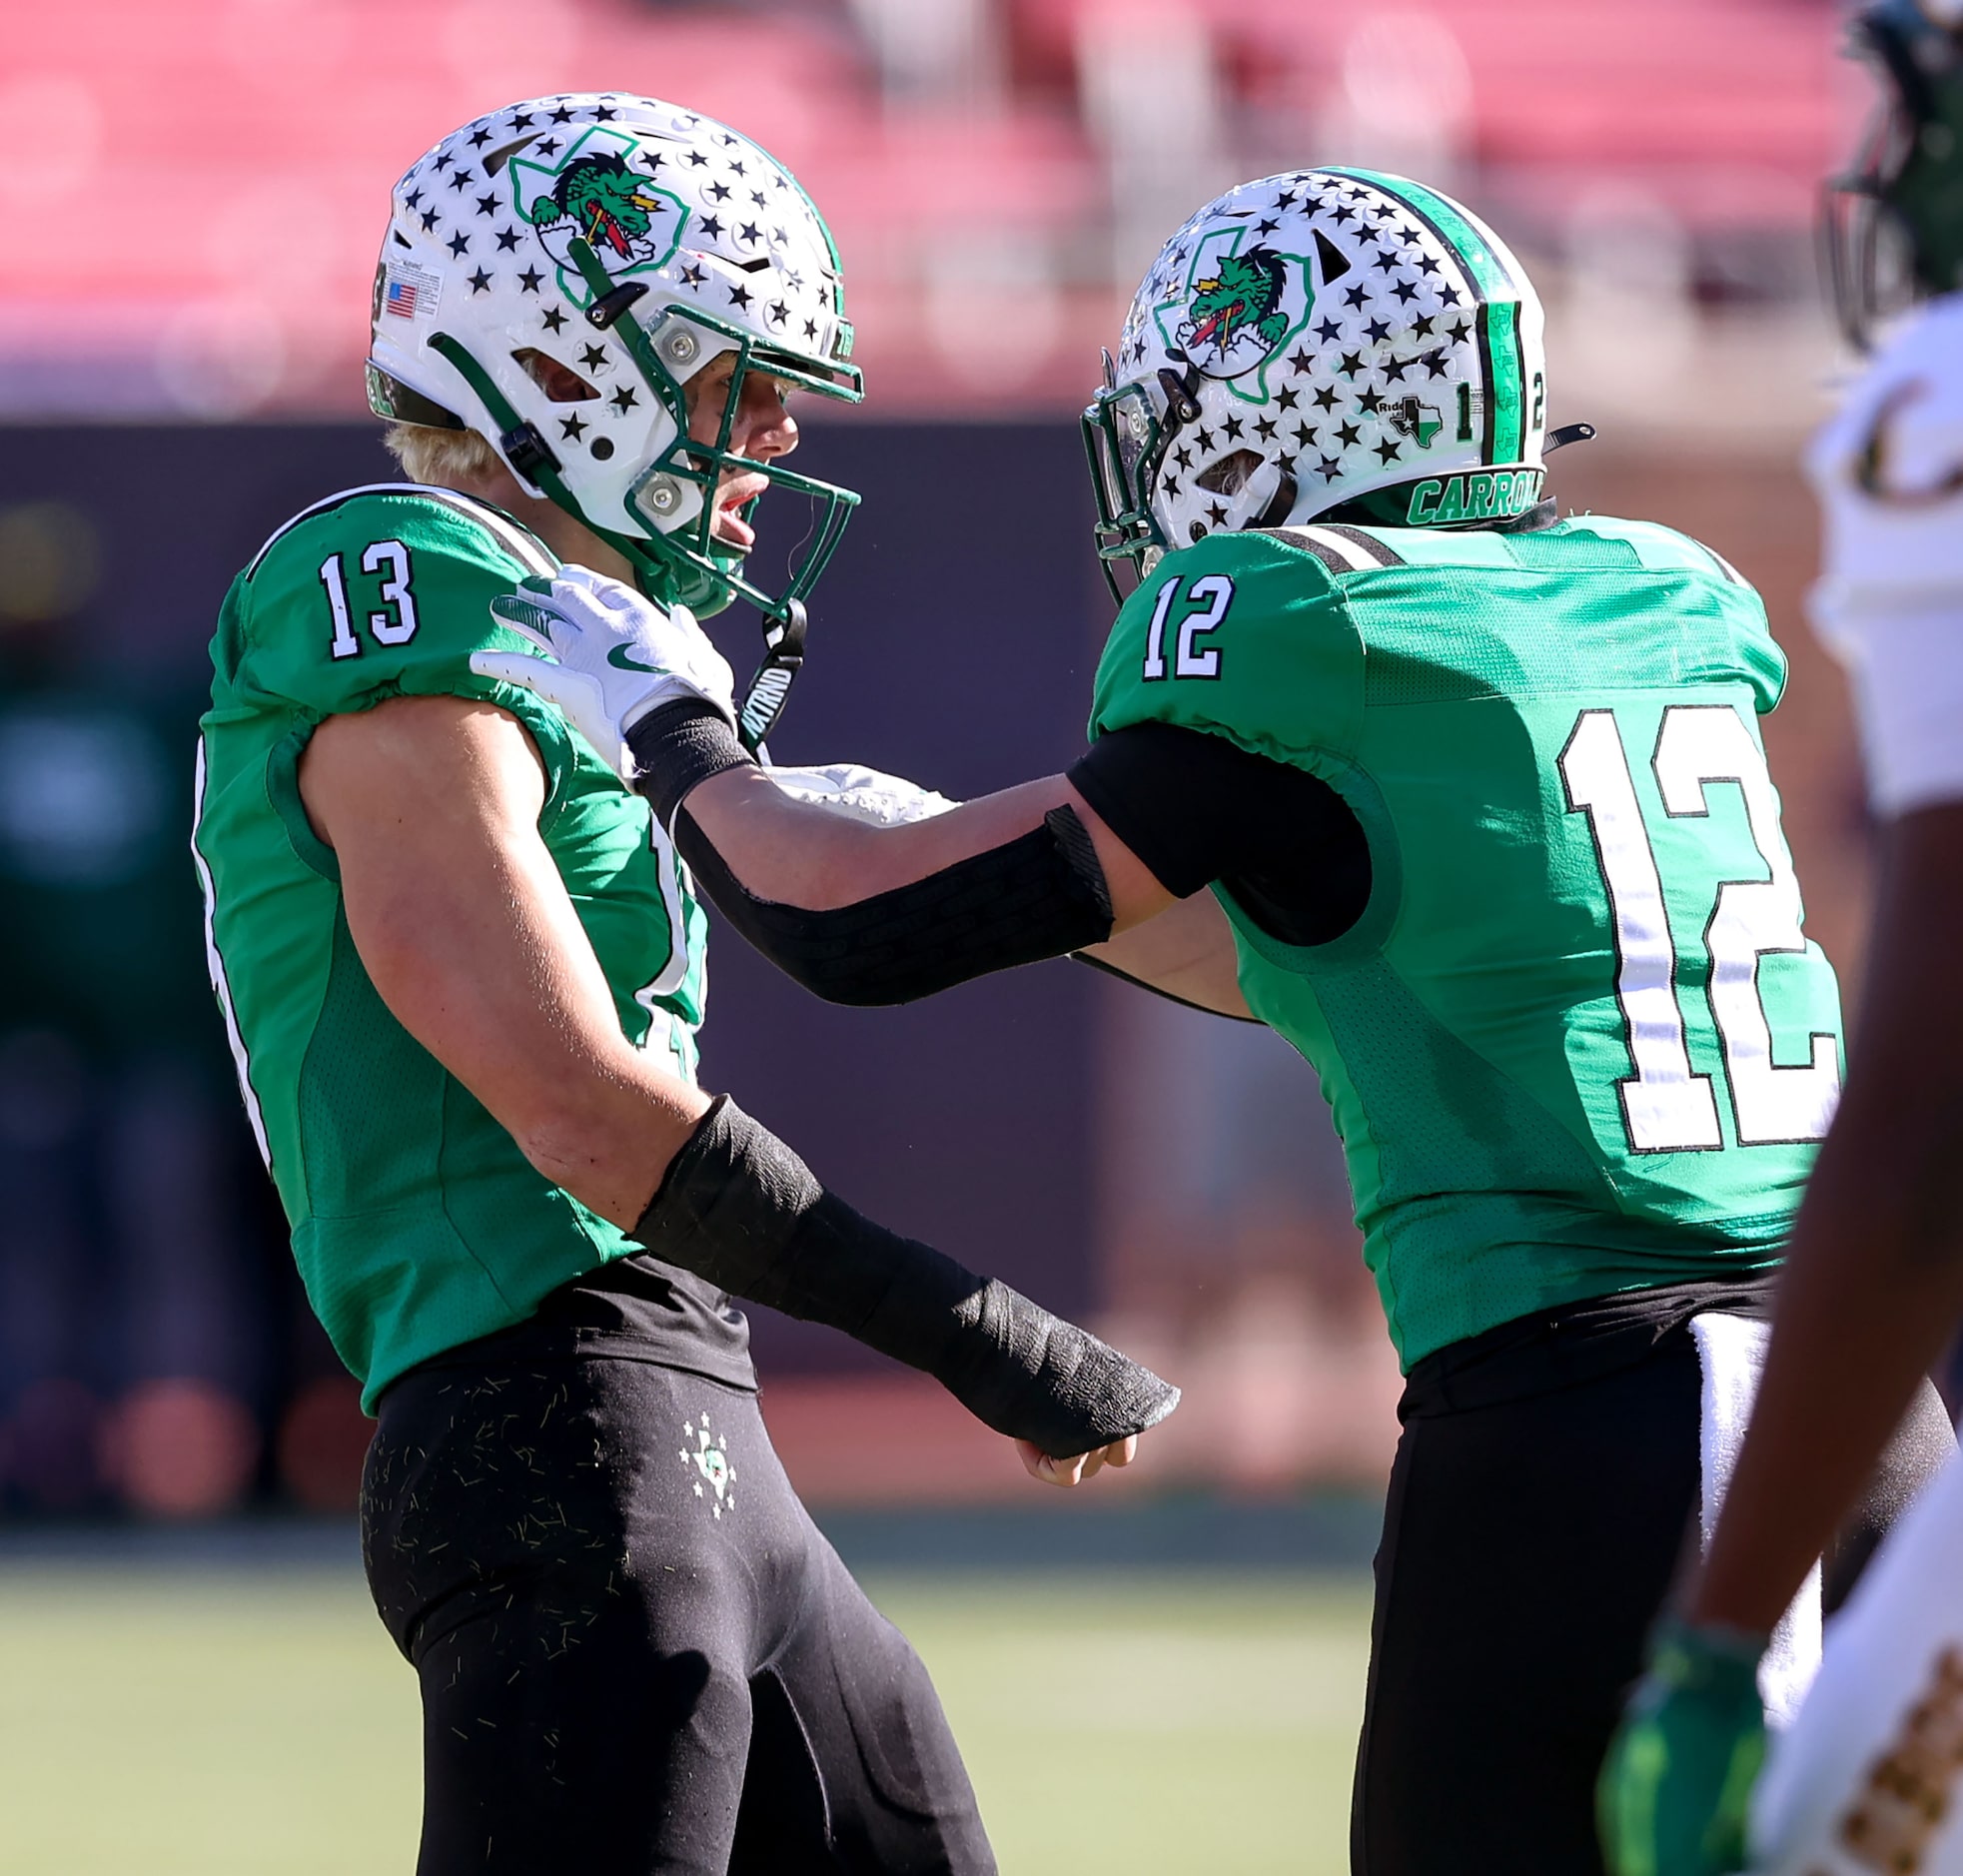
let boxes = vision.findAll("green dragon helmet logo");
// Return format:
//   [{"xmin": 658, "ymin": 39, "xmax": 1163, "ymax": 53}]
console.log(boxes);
[
  {"xmin": 1154, "ymin": 225, "xmax": 1324, "ymax": 402},
  {"xmin": 1187, "ymin": 250, "xmax": 1290, "ymax": 361},
  {"xmin": 508, "ymin": 128, "xmax": 686, "ymax": 305},
  {"xmin": 529, "ymin": 151, "xmax": 665, "ymax": 260}
]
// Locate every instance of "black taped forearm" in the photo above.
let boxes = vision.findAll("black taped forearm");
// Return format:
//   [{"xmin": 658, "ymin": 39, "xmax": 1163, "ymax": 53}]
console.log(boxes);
[
  {"xmin": 632, "ymin": 1097, "xmax": 1180, "ymax": 1454},
  {"xmin": 672, "ymin": 805, "xmax": 1115, "ymax": 1006},
  {"xmin": 625, "ymin": 697, "xmax": 755, "ymax": 828}
]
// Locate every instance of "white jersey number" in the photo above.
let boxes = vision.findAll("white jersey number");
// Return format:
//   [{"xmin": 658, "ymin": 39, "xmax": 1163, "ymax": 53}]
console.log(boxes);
[
  {"xmin": 319, "ymin": 539, "xmax": 420, "ymax": 660},
  {"xmin": 1560, "ymin": 704, "xmax": 1839, "ymax": 1153},
  {"xmin": 1140, "ymin": 574, "xmax": 1235, "ymax": 683}
]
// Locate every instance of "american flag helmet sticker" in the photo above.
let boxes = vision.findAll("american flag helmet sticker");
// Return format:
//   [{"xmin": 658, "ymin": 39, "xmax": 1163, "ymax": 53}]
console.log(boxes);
[{"xmin": 383, "ymin": 263, "xmax": 441, "ymax": 320}]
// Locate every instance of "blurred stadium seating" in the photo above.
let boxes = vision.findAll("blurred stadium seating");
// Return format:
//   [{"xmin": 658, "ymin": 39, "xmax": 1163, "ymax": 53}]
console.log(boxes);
[
  {"xmin": 0, "ymin": 0, "xmax": 1876, "ymax": 1521},
  {"xmin": 2, "ymin": 0, "xmax": 1848, "ymax": 418}
]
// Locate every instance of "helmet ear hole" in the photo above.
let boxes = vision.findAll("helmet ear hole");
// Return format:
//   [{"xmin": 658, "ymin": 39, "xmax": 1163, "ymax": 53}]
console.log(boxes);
[
  {"xmin": 511, "ymin": 349, "xmax": 600, "ymax": 403},
  {"xmin": 1195, "ymin": 449, "xmax": 1264, "ymax": 496},
  {"xmin": 1188, "ymin": 519, "xmax": 1208, "ymax": 543}
]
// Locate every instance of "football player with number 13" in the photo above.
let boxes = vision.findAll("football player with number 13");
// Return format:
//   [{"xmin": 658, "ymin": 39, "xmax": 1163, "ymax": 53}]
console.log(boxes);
[{"xmin": 193, "ymin": 94, "xmax": 1177, "ymax": 1874}]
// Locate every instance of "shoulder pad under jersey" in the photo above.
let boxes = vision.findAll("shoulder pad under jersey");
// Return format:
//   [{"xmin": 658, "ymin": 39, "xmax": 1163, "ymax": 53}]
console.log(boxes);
[
  {"xmin": 221, "ymin": 483, "xmax": 558, "ymax": 718},
  {"xmin": 1088, "ymin": 527, "xmax": 1362, "ymax": 767}
]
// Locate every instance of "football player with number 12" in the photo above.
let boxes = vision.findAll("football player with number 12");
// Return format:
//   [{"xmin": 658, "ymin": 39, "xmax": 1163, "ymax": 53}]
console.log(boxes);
[{"xmin": 487, "ymin": 168, "xmax": 1957, "ymax": 1871}]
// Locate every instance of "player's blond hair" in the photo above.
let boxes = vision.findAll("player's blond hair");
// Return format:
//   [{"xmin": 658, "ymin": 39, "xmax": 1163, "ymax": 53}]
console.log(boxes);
[{"xmin": 382, "ymin": 422, "xmax": 504, "ymax": 489}]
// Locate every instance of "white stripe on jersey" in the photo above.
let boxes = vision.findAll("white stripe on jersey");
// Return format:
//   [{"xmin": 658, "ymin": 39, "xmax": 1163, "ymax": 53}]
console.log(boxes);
[
  {"xmin": 190, "ymin": 737, "xmax": 272, "ymax": 1171},
  {"xmin": 246, "ymin": 482, "xmax": 557, "ymax": 580},
  {"xmin": 1279, "ymin": 524, "xmax": 1386, "ymax": 572}
]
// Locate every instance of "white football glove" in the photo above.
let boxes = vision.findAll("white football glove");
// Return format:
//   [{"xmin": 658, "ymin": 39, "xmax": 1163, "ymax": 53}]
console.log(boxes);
[
  {"xmin": 766, "ymin": 762, "xmax": 961, "ymax": 826},
  {"xmin": 473, "ymin": 564, "xmax": 736, "ymax": 780}
]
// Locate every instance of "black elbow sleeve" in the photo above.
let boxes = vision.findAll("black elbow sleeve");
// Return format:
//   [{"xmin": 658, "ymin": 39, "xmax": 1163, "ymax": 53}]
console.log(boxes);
[{"xmin": 672, "ymin": 804, "xmax": 1115, "ymax": 1005}]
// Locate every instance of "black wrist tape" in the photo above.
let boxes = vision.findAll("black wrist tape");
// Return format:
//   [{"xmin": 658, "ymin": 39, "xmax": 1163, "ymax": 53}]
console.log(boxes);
[
  {"xmin": 672, "ymin": 804, "xmax": 1115, "ymax": 1007},
  {"xmin": 632, "ymin": 1096, "xmax": 1179, "ymax": 1455},
  {"xmin": 626, "ymin": 697, "xmax": 754, "ymax": 828}
]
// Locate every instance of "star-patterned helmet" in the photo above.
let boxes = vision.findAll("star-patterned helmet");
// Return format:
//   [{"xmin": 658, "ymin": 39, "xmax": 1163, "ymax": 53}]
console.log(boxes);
[
  {"xmin": 1083, "ymin": 169, "xmax": 1548, "ymax": 598},
  {"xmin": 366, "ymin": 94, "xmax": 862, "ymax": 624}
]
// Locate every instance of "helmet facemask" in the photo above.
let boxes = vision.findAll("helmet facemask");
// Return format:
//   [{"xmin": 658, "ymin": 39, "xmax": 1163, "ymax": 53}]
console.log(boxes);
[
  {"xmin": 550, "ymin": 239, "xmax": 860, "ymax": 627},
  {"xmin": 1083, "ymin": 365, "xmax": 1172, "ymax": 600}
]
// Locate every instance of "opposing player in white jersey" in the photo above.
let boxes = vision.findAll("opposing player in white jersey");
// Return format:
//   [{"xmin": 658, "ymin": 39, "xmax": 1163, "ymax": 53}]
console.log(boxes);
[{"xmin": 1598, "ymin": 4, "xmax": 1963, "ymax": 1871}]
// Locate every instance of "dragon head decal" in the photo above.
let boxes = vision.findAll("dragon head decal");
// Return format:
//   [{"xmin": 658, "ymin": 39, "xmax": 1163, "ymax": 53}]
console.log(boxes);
[
  {"xmin": 1184, "ymin": 249, "xmax": 1291, "ymax": 365},
  {"xmin": 507, "ymin": 128, "xmax": 686, "ymax": 302},
  {"xmin": 1154, "ymin": 228, "xmax": 1317, "ymax": 400},
  {"xmin": 526, "ymin": 151, "xmax": 665, "ymax": 260}
]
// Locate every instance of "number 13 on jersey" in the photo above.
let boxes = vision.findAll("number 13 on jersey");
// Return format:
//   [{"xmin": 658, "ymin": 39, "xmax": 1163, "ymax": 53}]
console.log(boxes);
[{"xmin": 1560, "ymin": 703, "xmax": 1840, "ymax": 1153}]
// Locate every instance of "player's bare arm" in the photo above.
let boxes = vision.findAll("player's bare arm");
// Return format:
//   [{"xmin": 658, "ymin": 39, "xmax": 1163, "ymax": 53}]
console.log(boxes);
[
  {"xmin": 480, "ymin": 583, "xmax": 1336, "ymax": 1017},
  {"xmin": 1692, "ymin": 803, "xmax": 1963, "ymax": 1638},
  {"xmin": 678, "ymin": 760, "xmax": 1254, "ymax": 1015},
  {"xmin": 1079, "ymin": 891, "xmax": 1253, "ymax": 1021},
  {"xmin": 682, "ymin": 761, "xmax": 1170, "ymax": 922},
  {"xmin": 299, "ymin": 692, "xmax": 710, "ymax": 1228}
]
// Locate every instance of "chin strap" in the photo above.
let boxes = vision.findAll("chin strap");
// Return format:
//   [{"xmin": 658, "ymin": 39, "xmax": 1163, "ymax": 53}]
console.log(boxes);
[{"xmin": 737, "ymin": 598, "xmax": 806, "ymax": 754}]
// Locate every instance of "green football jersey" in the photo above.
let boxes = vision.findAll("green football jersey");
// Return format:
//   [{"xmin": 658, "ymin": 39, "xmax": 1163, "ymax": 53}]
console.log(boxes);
[
  {"xmin": 1089, "ymin": 517, "xmax": 1844, "ymax": 1369},
  {"xmin": 194, "ymin": 484, "xmax": 711, "ymax": 1408}
]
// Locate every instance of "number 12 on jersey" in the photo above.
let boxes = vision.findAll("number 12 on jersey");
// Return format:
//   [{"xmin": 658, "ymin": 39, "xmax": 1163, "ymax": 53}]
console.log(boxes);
[{"xmin": 1560, "ymin": 703, "xmax": 1839, "ymax": 1153}]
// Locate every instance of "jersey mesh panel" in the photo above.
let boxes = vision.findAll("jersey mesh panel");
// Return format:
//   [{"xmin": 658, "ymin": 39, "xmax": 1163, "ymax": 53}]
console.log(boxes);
[{"xmin": 297, "ymin": 911, "xmax": 445, "ymax": 1219}]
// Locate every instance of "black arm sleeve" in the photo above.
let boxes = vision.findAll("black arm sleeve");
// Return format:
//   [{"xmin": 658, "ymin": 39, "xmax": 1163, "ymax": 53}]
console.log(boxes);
[
  {"xmin": 626, "ymin": 696, "xmax": 755, "ymax": 828},
  {"xmin": 672, "ymin": 804, "xmax": 1114, "ymax": 1007},
  {"xmin": 625, "ymin": 696, "xmax": 1114, "ymax": 1006},
  {"xmin": 1067, "ymin": 721, "xmax": 1372, "ymax": 948}
]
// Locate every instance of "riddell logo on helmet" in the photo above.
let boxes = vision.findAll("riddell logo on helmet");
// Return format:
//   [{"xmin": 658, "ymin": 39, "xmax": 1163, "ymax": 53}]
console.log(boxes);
[{"xmin": 1405, "ymin": 469, "xmax": 1543, "ymax": 526}]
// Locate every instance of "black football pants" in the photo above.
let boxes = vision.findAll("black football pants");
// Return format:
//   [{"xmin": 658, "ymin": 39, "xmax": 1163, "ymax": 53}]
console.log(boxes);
[
  {"xmin": 1350, "ymin": 1310, "xmax": 1954, "ymax": 1876},
  {"xmin": 362, "ymin": 1356, "xmax": 995, "ymax": 1876}
]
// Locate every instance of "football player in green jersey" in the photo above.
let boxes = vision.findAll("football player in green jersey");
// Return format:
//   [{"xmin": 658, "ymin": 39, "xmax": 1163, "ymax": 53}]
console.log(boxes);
[
  {"xmin": 193, "ymin": 94, "xmax": 1179, "ymax": 1875},
  {"xmin": 487, "ymin": 168, "xmax": 1958, "ymax": 1873}
]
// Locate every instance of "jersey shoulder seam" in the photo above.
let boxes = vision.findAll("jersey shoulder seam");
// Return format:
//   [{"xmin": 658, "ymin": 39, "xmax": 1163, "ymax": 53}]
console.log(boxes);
[{"xmin": 245, "ymin": 482, "xmax": 556, "ymax": 581}]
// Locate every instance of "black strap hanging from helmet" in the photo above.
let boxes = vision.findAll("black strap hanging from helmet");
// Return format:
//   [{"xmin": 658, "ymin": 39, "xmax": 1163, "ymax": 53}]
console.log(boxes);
[{"xmin": 736, "ymin": 599, "xmax": 806, "ymax": 753}]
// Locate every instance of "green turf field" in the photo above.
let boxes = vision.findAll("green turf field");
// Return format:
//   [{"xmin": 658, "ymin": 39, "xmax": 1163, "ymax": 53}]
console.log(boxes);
[{"xmin": 0, "ymin": 1564, "xmax": 1370, "ymax": 1874}]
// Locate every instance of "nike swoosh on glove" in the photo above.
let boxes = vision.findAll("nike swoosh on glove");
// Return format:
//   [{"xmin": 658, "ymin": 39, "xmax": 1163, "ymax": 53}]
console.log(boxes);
[{"xmin": 473, "ymin": 564, "xmax": 736, "ymax": 780}]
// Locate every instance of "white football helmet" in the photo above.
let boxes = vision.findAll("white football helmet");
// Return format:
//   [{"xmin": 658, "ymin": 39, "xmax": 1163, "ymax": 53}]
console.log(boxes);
[
  {"xmin": 1084, "ymin": 169, "xmax": 1564, "ymax": 597},
  {"xmin": 367, "ymin": 94, "xmax": 862, "ymax": 629}
]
